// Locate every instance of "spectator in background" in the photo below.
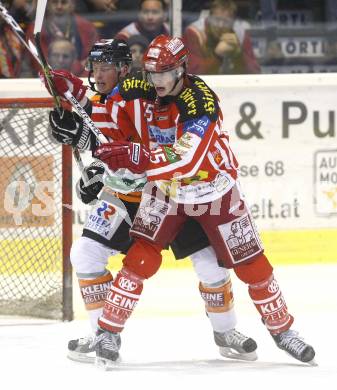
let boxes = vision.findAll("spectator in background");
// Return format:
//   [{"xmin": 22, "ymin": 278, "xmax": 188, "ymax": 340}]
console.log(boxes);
[
  {"xmin": 182, "ymin": 0, "xmax": 211, "ymax": 28},
  {"xmin": 127, "ymin": 34, "xmax": 149, "ymax": 71},
  {"xmin": 0, "ymin": 2, "xmax": 24, "ymax": 78},
  {"xmin": 183, "ymin": 0, "xmax": 260, "ymax": 74},
  {"xmin": 0, "ymin": 0, "xmax": 36, "ymax": 77},
  {"xmin": 115, "ymin": 0, "xmax": 169, "ymax": 43},
  {"xmin": 75, "ymin": 0, "xmax": 136, "ymax": 13},
  {"xmin": 26, "ymin": 0, "xmax": 98, "ymax": 75},
  {"xmin": 75, "ymin": 0, "xmax": 118, "ymax": 13},
  {"xmin": 262, "ymin": 39, "xmax": 285, "ymax": 66},
  {"xmin": 48, "ymin": 37, "xmax": 87, "ymax": 76},
  {"xmin": 9, "ymin": 0, "xmax": 35, "ymax": 24},
  {"xmin": 74, "ymin": 0, "xmax": 122, "ymax": 38}
]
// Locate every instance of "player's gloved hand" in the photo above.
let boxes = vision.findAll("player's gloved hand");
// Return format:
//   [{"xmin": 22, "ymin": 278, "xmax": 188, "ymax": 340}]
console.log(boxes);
[
  {"xmin": 49, "ymin": 108, "xmax": 94, "ymax": 150},
  {"xmin": 76, "ymin": 162, "xmax": 105, "ymax": 204},
  {"xmin": 94, "ymin": 141, "xmax": 150, "ymax": 174},
  {"xmin": 39, "ymin": 70, "xmax": 87, "ymax": 103}
]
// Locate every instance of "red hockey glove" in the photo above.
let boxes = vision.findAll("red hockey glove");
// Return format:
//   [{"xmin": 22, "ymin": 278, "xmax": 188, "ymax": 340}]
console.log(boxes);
[
  {"xmin": 39, "ymin": 69, "xmax": 87, "ymax": 102},
  {"xmin": 94, "ymin": 141, "xmax": 150, "ymax": 174}
]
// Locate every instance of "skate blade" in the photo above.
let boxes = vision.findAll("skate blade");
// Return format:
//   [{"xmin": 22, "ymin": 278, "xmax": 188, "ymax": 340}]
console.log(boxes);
[
  {"xmin": 219, "ymin": 347, "xmax": 258, "ymax": 362},
  {"xmin": 306, "ymin": 358, "xmax": 318, "ymax": 367},
  {"xmin": 284, "ymin": 351, "xmax": 318, "ymax": 367},
  {"xmin": 95, "ymin": 355, "xmax": 121, "ymax": 371},
  {"xmin": 67, "ymin": 351, "xmax": 95, "ymax": 364},
  {"xmin": 283, "ymin": 351, "xmax": 318, "ymax": 366}
]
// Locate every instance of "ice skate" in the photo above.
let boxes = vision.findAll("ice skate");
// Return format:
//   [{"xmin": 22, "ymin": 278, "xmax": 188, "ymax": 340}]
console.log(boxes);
[
  {"xmin": 67, "ymin": 334, "xmax": 96, "ymax": 363},
  {"xmin": 95, "ymin": 328, "xmax": 121, "ymax": 370},
  {"xmin": 214, "ymin": 329, "xmax": 258, "ymax": 361},
  {"xmin": 272, "ymin": 329, "xmax": 316, "ymax": 365}
]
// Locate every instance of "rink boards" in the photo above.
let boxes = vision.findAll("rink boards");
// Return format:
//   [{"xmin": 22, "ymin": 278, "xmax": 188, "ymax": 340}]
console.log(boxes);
[
  {"xmin": 1, "ymin": 226, "xmax": 336, "ymax": 276},
  {"xmin": 1, "ymin": 74, "xmax": 337, "ymax": 272}
]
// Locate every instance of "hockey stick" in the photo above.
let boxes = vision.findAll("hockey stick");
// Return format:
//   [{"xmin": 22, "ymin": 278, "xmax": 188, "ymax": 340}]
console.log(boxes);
[
  {"xmin": 32, "ymin": 0, "xmax": 89, "ymax": 181},
  {"xmin": 33, "ymin": 1, "xmax": 61, "ymax": 113},
  {"xmin": 0, "ymin": 0, "xmax": 59, "ymax": 114},
  {"xmin": 0, "ymin": 1, "xmax": 105, "ymax": 143},
  {"xmin": 0, "ymin": 0, "xmax": 108, "ymax": 185},
  {"xmin": 35, "ymin": 0, "xmax": 101, "ymax": 185},
  {"xmin": 0, "ymin": 0, "xmax": 86, "ymax": 181},
  {"xmin": 0, "ymin": 1, "xmax": 40, "ymax": 64},
  {"xmin": 33, "ymin": 0, "xmax": 108, "ymax": 143},
  {"xmin": 0, "ymin": 1, "xmax": 108, "ymax": 143}
]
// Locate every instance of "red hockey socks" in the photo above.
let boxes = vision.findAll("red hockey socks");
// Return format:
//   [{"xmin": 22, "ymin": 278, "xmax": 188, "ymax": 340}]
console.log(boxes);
[
  {"xmin": 248, "ymin": 274, "xmax": 294, "ymax": 335},
  {"xmin": 98, "ymin": 267, "xmax": 144, "ymax": 333}
]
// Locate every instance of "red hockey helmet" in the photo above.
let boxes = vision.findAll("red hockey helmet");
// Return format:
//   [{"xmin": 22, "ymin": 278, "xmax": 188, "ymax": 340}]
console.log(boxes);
[{"xmin": 143, "ymin": 35, "xmax": 188, "ymax": 73}]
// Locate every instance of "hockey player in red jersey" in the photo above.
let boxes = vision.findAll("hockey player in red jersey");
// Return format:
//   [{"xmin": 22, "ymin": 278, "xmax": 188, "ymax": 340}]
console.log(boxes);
[
  {"xmin": 43, "ymin": 39, "xmax": 258, "ymax": 364},
  {"xmin": 91, "ymin": 35, "xmax": 316, "ymax": 368}
]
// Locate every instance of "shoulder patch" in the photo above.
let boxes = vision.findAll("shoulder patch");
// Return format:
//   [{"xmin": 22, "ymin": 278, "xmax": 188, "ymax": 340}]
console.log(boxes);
[
  {"xmin": 176, "ymin": 76, "xmax": 219, "ymax": 123},
  {"xmin": 183, "ymin": 115, "xmax": 210, "ymax": 138},
  {"xmin": 118, "ymin": 75, "xmax": 156, "ymax": 101}
]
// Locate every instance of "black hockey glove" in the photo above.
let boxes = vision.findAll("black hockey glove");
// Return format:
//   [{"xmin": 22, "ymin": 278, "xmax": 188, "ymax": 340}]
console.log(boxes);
[
  {"xmin": 49, "ymin": 108, "xmax": 95, "ymax": 150},
  {"xmin": 76, "ymin": 162, "xmax": 105, "ymax": 204}
]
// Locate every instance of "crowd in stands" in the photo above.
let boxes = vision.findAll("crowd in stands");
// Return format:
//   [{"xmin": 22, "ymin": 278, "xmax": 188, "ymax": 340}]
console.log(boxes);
[{"xmin": 1, "ymin": 0, "xmax": 337, "ymax": 78}]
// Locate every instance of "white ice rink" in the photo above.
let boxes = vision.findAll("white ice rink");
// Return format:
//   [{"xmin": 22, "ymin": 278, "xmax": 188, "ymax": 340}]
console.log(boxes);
[{"xmin": 1, "ymin": 264, "xmax": 336, "ymax": 390}]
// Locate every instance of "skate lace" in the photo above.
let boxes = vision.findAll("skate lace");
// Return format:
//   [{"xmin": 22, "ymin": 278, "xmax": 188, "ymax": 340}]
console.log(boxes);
[
  {"xmin": 279, "ymin": 330, "xmax": 306, "ymax": 355},
  {"xmin": 224, "ymin": 329, "xmax": 248, "ymax": 347},
  {"xmin": 96, "ymin": 332, "xmax": 119, "ymax": 351}
]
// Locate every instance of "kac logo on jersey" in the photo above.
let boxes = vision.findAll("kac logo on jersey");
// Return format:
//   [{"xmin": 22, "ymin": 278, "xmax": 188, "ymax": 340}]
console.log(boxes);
[
  {"xmin": 118, "ymin": 277, "xmax": 138, "ymax": 291},
  {"xmin": 183, "ymin": 115, "xmax": 210, "ymax": 138},
  {"xmin": 268, "ymin": 279, "xmax": 279, "ymax": 293}
]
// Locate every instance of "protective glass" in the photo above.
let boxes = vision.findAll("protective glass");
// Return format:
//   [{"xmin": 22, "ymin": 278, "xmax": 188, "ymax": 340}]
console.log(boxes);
[{"xmin": 208, "ymin": 15, "xmax": 233, "ymax": 29}]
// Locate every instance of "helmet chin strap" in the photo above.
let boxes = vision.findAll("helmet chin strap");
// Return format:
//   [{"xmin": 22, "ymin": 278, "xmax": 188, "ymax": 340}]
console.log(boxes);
[
  {"xmin": 87, "ymin": 62, "xmax": 127, "ymax": 93},
  {"xmin": 88, "ymin": 70, "xmax": 98, "ymax": 93},
  {"xmin": 167, "ymin": 69, "xmax": 184, "ymax": 95}
]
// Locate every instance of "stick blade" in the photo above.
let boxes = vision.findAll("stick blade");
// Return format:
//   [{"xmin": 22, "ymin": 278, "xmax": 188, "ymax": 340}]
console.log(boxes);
[{"xmin": 33, "ymin": 0, "xmax": 47, "ymax": 35}]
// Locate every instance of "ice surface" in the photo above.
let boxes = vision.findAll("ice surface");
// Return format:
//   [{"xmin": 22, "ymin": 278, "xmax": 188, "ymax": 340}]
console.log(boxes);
[{"xmin": 1, "ymin": 264, "xmax": 336, "ymax": 390}]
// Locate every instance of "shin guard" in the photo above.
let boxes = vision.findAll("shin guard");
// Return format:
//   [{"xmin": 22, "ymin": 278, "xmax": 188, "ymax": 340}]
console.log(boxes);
[
  {"xmin": 199, "ymin": 278, "xmax": 236, "ymax": 332},
  {"xmin": 79, "ymin": 273, "xmax": 113, "ymax": 311},
  {"xmin": 199, "ymin": 279, "xmax": 234, "ymax": 314},
  {"xmin": 98, "ymin": 267, "xmax": 144, "ymax": 333},
  {"xmin": 248, "ymin": 274, "xmax": 294, "ymax": 335},
  {"xmin": 78, "ymin": 273, "xmax": 114, "ymax": 331}
]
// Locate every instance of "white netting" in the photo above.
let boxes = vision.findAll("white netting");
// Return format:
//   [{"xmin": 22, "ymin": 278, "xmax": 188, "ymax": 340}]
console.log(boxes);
[{"xmin": 0, "ymin": 99, "xmax": 69, "ymax": 319}]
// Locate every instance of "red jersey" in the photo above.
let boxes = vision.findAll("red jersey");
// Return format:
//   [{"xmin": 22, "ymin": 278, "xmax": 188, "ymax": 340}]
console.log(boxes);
[
  {"xmin": 106, "ymin": 74, "xmax": 239, "ymax": 203},
  {"xmin": 90, "ymin": 93, "xmax": 142, "ymax": 203}
]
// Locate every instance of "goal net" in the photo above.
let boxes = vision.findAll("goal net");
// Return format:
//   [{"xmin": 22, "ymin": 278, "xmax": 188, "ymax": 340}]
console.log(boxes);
[{"xmin": 0, "ymin": 97, "xmax": 73, "ymax": 320}]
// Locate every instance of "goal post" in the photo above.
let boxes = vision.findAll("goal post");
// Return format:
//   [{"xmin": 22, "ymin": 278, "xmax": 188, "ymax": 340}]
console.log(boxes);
[{"xmin": 0, "ymin": 94, "xmax": 73, "ymax": 321}]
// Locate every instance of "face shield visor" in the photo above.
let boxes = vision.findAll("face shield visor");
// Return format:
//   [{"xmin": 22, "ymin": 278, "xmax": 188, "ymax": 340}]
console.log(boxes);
[
  {"xmin": 85, "ymin": 59, "xmax": 125, "ymax": 73},
  {"xmin": 86, "ymin": 58, "xmax": 130, "ymax": 94},
  {"xmin": 145, "ymin": 66, "xmax": 184, "ymax": 86}
]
